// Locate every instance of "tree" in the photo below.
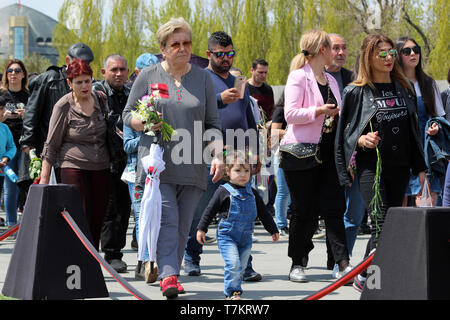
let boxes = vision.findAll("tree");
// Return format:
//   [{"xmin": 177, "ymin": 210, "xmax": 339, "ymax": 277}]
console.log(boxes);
[
  {"xmin": 23, "ymin": 53, "xmax": 53, "ymax": 74},
  {"xmin": 233, "ymin": 0, "xmax": 269, "ymax": 78},
  {"xmin": 103, "ymin": 0, "xmax": 148, "ymax": 73},
  {"xmin": 53, "ymin": 0, "xmax": 105, "ymax": 78},
  {"xmin": 266, "ymin": 0, "xmax": 303, "ymax": 85},
  {"xmin": 427, "ymin": 0, "xmax": 450, "ymax": 79}
]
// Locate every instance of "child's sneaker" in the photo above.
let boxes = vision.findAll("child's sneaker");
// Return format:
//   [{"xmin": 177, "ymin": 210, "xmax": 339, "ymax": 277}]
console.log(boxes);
[
  {"xmin": 160, "ymin": 276, "xmax": 179, "ymax": 299},
  {"xmin": 226, "ymin": 291, "xmax": 242, "ymax": 300}
]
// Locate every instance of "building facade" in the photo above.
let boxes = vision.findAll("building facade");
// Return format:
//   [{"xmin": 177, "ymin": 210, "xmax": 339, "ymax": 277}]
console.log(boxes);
[{"xmin": 0, "ymin": 4, "xmax": 59, "ymax": 65}]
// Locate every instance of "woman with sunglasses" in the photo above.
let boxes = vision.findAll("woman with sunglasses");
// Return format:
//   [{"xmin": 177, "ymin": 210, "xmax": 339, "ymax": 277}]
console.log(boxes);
[
  {"xmin": 0, "ymin": 59, "xmax": 29, "ymax": 230},
  {"xmin": 335, "ymin": 34, "xmax": 427, "ymax": 292},
  {"xmin": 123, "ymin": 17, "xmax": 222, "ymax": 299},
  {"xmin": 395, "ymin": 37, "xmax": 446, "ymax": 206}
]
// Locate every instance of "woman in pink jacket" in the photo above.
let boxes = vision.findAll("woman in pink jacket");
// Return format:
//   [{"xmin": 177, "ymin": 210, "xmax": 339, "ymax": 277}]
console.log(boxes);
[{"xmin": 279, "ymin": 30, "xmax": 351, "ymax": 283}]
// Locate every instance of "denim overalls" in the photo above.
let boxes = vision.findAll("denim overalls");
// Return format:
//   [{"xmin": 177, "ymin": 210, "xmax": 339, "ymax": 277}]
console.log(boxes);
[{"xmin": 217, "ymin": 183, "xmax": 257, "ymax": 297}]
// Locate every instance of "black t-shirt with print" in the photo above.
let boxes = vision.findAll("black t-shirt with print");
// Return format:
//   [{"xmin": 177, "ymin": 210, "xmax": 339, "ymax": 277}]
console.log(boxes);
[
  {"xmin": 4, "ymin": 89, "xmax": 29, "ymax": 147},
  {"xmin": 357, "ymin": 83, "xmax": 410, "ymax": 167}
]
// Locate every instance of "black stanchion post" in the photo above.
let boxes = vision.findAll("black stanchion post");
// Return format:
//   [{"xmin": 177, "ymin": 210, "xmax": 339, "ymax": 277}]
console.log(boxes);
[
  {"xmin": 2, "ymin": 184, "xmax": 109, "ymax": 300},
  {"xmin": 361, "ymin": 207, "xmax": 450, "ymax": 300}
]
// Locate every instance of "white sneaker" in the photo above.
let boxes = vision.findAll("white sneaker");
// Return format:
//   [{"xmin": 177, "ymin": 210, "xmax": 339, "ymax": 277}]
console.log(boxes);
[
  {"xmin": 289, "ymin": 266, "xmax": 307, "ymax": 282},
  {"xmin": 332, "ymin": 264, "xmax": 352, "ymax": 279}
]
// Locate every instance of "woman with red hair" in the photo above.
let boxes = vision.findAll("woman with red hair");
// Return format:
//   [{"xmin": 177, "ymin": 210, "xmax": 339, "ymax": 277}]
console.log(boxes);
[{"xmin": 40, "ymin": 59, "xmax": 110, "ymax": 250}]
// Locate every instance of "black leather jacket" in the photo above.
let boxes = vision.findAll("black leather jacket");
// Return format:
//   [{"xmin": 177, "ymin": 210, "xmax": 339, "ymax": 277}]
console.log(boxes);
[
  {"xmin": 20, "ymin": 65, "xmax": 70, "ymax": 155},
  {"xmin": 92, "ymin": 80, "xmax": 130, "ymax": 132},
  {"xmin": 335, "ymin": 79, "xmax": 426, "ymax": 186}
]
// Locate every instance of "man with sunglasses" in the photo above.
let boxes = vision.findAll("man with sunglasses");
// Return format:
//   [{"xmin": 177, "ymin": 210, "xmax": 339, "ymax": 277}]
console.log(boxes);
[
  {"xmin": 21, "ymin": 43, "xmax": 94, "ymax": 160},
  {"xmin": 92, "ymin": 54, "xmax": 131, "ymax": 273},
  {"xmin": 183, "ymin": 31, "xmax": 262, "ymax": 282}
]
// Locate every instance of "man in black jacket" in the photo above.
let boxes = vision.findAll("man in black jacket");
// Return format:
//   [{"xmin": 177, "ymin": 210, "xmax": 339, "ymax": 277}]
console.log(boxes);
[
  {"xmin": 92, "ymin": 54, "xmax": 131, "ymax": 273},
  {"xmin": 20, "ymin": 43, "xmax": 94, "ymax": 158}
]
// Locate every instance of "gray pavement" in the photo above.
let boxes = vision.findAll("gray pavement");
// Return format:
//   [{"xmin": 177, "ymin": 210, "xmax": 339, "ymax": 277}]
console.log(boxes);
[{"xmin": 0, "ymin": 209, "xmax": 368, "ymax": 301}]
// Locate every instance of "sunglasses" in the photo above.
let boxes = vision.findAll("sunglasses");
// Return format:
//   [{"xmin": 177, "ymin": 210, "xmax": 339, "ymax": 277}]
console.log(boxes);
[
  {"xmin": 211, "ymin": 50, "xmax": 236, "ymax": 59},
  {"xmin": 169, "ymin": 40, "xmax": 192, "ymax": 50},
  {"xmin": 377, "ymin": 49, "xmax": 398, "ymax": 59},
  {"xmin": 7, "ymin": 68, "xmax": 22, "ymax": 74},
  {"xmin": 401, "ymin": 46, "xmax": 421, "ymax": 56}
]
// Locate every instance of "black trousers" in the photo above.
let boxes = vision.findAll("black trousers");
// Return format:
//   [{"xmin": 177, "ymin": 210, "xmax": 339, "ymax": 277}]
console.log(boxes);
[
  {"xmin": 356, "ymin": 161, "xmax": 410, "ymax": 258},
  {"xmin": 283, "ymin": 154, "xmax": 348, "ymax": 267},
  {"xmin": 100, "ymin": 161, "xmax": 131, "ymax": 260}
]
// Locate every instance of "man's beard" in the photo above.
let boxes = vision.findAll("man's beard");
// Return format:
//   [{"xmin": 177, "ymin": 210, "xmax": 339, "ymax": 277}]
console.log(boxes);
[{"xmin": 210, "ymin": 58, "xmax": 231, "ymax": 74}]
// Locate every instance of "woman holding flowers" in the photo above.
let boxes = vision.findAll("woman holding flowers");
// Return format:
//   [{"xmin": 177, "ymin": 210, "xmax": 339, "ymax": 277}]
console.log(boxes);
[
  {"xmin": 39, "ymin": 59, "xmax": 109, "ymax": 251},
  {"xmin": 335, "ymin": 34, "xmax": 427, "ymax": 292},
  {"xmin": 122, "ymin": 17, "xmax": 223, "ymax": 299}
]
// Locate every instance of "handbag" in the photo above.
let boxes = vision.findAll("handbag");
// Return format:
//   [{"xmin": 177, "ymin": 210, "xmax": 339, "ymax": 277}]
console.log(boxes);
[
  {"xmin": 279, "ymin": 77, "xmax": 334, "ymax": 171},
  {"xmin": 96, "ymin": 91, "xmax": 128, "ymax": 173}
]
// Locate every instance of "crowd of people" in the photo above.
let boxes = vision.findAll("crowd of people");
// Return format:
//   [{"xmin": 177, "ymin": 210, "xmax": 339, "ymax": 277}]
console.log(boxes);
[{"xmin": 1, "ymin": 16, "xmax": 450, "ymax": 300}]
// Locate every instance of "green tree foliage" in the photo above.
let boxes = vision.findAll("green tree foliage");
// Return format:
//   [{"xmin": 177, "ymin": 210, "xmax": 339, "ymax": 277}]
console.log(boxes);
[
  {"xmin": 53, "ymin": 0, "xmax": 104, "ymax": 78},
  {"xmin": 428, "ymin": 0, "xmax": 450, "ymax": 79},
  {"xmin": 50, "ymin": 0, "xmax": 447, "ymax": 84},
  {"xmin": 103, "ymin": 0, "xmax": 148, "ymax": 74},
  {"xmin": 23, "ymin": 52, "xmax": 53, "ymax": 74},
  {"xmin": 233, "ymin": 0, "xmax": 269, "ymax": 78}
]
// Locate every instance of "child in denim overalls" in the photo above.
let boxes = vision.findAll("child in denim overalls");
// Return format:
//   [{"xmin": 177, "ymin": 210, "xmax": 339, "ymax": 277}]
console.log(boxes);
[{"xmin": 197, "ymin": 150, "xmax": 279, "ymax": 300}]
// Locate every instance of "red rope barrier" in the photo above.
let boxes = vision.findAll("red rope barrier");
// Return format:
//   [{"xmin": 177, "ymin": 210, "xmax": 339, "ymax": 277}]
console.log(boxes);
[
  {"xmin": 60, "ymin": 209, "xmax": 150, "ymax": 300},
  {"xmin": 303, "ymin": 252, "xmax": 375, "ymax": 300},
  {"xmin": 0, "ymin": 224, "xmax": 20, "ymax": 242}
]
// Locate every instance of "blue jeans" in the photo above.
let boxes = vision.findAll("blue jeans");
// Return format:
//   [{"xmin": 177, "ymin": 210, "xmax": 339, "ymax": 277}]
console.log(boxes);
[
  {"xmin": 184, "ymin": 166, "xmax": 223, "ymax": 264},
  {"xmin": 273, "ymin": 154, "xmax": 290, "ymax": 230},
  {"xmin": 343, "ymin": 175, "xmax": 366, "ymax": 256},
  {"xmin": 219, "ymin": 183, "xmax": 256, "ymax": 296},
  {"xmin": 132, "ymin": 186, "xmax": 149, "ymax": 262},
  {"xmin": 1, "ymin": 152, "xmax": 20, "ymax": 226}
]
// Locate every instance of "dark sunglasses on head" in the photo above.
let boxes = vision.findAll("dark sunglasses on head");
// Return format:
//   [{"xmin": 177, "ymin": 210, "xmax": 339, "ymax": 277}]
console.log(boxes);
[
  {"xmin": 377, "ymin": 49, "xmax": 398, "ymax": 59},
  {"xmin": 211, "ymin": 50, "xmax": 236, "ymax": 59},
  {"xmin": 169, "ymin": 40, "xmax": 192, "ymax": 50},
  {"xmin": 7, "ymin": 68, "xmax": 22, "ymax": 74},
  {"xmin": 401, "ymin": 46, "xmax": 421, "ymax": 56}
]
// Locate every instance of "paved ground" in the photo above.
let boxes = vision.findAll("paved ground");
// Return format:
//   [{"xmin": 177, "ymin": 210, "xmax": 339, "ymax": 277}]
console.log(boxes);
[{"xmin": 0, "ymin": 209, "xmax": 369, "ymax": 301}]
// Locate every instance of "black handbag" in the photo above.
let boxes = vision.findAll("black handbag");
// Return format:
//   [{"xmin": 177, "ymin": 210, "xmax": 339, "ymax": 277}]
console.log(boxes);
[
  {"xmin": 96, "ymin": 91, "xmax": 128, "ymax": 173},
  {"xmin": 279, "ymin": 77, "xmax": 334, "ymax": 171},
  {"xmin": 279, "ymin": 142, "xmax": 322, "ymax": 171}
]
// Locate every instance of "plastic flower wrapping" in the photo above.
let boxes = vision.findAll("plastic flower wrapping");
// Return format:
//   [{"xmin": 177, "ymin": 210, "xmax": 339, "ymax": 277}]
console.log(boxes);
[
  {"xmin": 131, "ymin": 91, "xmax": 176, "ymax": 142},
  {"xmin": 29, "ymin": 148, "xmax": 42, "ymax": 183}
]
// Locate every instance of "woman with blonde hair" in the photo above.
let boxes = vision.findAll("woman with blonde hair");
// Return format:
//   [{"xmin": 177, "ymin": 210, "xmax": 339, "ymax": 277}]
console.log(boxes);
[
  {"xmin": 123, "ymin": 17, "xmax": 223, "ymax": 299},
  {"xmin": 279, "ymin": 30, "xmax": 350, "ymax": 283},
  {"xmin": 335, "ymin": 34, "xmax": 426, "ymax": 292}
]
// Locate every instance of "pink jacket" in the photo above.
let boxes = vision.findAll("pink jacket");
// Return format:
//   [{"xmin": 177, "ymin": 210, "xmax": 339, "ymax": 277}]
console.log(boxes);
[{"xmin": 282, "ymin": 63, "xmax": 341, "ymax": 145}]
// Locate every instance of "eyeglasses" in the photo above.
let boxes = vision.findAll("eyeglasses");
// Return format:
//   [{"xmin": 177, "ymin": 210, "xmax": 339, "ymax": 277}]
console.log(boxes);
[
  {"xmin": 377, "ymin": 49, "xmax": 398, "ymax": 59},
  {"xmin": 169, "ymin": 40, "xmax": 192, "ymax": 50},
  {"xmin": 211, "ymin": 50, "xmax": 236, "ymax": 59},
  {"xmin": 7, "ymin": 68, "xmax": 22, "ymax": 74},
  {"xmin": 401, "ymin": 46, "xmax": 421, "ymax": 56}
]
